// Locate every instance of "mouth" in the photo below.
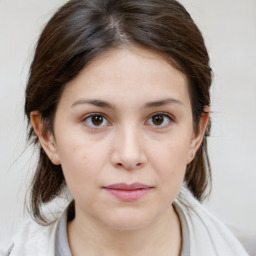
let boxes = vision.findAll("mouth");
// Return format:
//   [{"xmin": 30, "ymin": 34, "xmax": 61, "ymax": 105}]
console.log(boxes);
[{"xmin": 103, "ymin": 183, "xmax": 153, "ymax": 201}]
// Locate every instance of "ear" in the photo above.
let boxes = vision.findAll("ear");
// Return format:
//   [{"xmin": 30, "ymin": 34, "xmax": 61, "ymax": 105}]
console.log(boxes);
[
  {"xmin": 30, "ymin": 111, "xmax": 60, "ymax": 165},
  {"xmin": 187, "ymin": 107, "xmax": 210, "ymax": 164}
]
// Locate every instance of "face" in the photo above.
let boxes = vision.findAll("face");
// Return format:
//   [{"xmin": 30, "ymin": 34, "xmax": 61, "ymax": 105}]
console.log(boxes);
[{"xmin": 35, "ymin": 46, "xmax": 206, "ymax": 230}]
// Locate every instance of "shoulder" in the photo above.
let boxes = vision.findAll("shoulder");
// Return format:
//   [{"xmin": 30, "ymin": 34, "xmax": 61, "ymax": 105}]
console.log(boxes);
[
  {"xmin": 3, "ymin": 217, "xmax": 59, "ymax": 256},
  {"xmin": 174, "ymin": 186, "xmax": 249, "ymax": 256}
]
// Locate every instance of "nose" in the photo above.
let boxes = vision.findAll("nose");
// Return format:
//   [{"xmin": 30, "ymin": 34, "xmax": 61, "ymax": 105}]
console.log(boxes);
[{"xmin": 110, "ymin": 125, "xmax": 146, "ymax": 170}]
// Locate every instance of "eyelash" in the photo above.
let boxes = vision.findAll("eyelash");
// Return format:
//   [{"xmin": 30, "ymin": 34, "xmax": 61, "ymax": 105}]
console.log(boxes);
[
  {"xmin": 81, "ymin": 112, "xmax": 174, "ymax": 129},
  {"xmin": 82, "ymin": 113, "xmax": 110, "ymax": 128},
  {"xmin": 145, "ymin": 112, "xmax": 173, "ymax": 128}
]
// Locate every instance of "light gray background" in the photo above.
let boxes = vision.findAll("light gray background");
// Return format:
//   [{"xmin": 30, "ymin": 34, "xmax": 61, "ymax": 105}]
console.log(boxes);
[{"xmin": 0, "ymin": 0, "xmax": 256, "ymax": 251}]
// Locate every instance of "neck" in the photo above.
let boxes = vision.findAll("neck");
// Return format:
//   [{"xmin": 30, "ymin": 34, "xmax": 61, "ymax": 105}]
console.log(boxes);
[{"xmin": 67, "ymin": 204, "xmax": 182, "ymax": 256}]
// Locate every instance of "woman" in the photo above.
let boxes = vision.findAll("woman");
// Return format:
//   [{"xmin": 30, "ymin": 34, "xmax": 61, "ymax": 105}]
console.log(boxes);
[{"xmin": 6, "ymin": 0, "xmax": 248, "ymax": 255}]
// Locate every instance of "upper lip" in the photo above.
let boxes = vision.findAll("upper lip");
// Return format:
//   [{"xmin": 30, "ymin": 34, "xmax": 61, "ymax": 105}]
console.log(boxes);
[{"xmin": 104, "ymin": 183, "xmax": 152, "ymax": 190}]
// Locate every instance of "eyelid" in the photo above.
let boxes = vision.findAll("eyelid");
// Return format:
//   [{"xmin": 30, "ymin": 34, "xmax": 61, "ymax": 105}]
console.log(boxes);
[
  {"xmin": 145, "ymin": 112, "xmax": 174, "ymax": 128},
  {"xmin": 81, "ymin": 113, "xmax": 111, "ymax": 128}
]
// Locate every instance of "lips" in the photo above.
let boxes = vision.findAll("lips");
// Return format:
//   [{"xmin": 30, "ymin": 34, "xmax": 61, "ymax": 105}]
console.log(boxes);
[{"xmin": 103, "ymin": 183, "xmax": 153, "ymax": 201}]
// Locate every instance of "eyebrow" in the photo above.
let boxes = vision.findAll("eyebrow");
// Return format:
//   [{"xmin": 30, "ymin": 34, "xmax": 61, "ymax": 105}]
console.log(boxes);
[
  {"xmin": 72, "ymin": 99, "xmax": 115, "ymax": 109},
  {"xmin": 144, "ymin": 98, "xmax": 184, "ymax": 108},
  {"xmin": 71, "ymin": 97, "xmax": 184, "ymax": 109}
]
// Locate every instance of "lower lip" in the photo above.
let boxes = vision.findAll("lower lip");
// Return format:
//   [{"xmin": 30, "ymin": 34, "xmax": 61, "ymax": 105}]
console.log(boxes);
[{"xmin": 104, "ymin": 188, "xmax": 151, "ymax": 201}]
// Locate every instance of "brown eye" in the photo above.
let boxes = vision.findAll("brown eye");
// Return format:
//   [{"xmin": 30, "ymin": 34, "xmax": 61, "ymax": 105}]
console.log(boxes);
[
  {"xmin": 91, "ymin": 115, "xmax": 104, "ymax": 126},
  {"xmin": 152, "ymin": 115, "xmax": 164, "ymax": 125},
  {"xmin": 83, "ymin": 114, "xmax": 109, "ymax": 127},
  {"xmin": 146, "ymin": 113, "xmax": 172, "ymax": 128}
]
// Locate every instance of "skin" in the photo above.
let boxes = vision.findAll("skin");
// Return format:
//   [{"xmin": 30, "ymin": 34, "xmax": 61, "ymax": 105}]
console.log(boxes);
[{"xmin": 31, "ymin": 46, "xmax": 209, "ymax": 256}]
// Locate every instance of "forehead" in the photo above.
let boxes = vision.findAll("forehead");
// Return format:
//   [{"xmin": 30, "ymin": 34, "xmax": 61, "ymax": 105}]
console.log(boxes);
[{"xmin": 59, "ymin": 46, "xmax": 190, "ymax": 107}]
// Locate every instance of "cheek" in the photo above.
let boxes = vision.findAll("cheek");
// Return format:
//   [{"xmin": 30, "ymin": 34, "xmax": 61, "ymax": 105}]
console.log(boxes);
[
  {"xmin": 59, "ymin": 148, "xmax": 99, "ymax": 206},
  {"xmin": 156, "ymin": 154, "xmax": 187, "ymax": 204},
  {"xmin": 147, "ymin": 135, "xmax": 190, "ymax": 192},
  {"xmin": 56, "ymin": 140, "xmax": 94, "ymax": 185},
  {"xmin": 149, "ymin": 134, "xmax": 190, "ymax": 171},
  {"xmin": 56, "ymin": 136, "xmax": 111, "ymax": 194}
]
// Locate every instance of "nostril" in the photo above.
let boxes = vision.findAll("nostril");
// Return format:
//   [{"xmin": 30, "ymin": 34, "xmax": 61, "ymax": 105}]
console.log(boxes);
[{"xmin": 115, "ymin": 162, "xmax": 144, "ymax": 170}]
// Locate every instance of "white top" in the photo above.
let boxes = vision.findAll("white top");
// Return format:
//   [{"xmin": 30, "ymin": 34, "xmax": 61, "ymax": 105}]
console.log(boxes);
[{"xmin": 3, "ymin": 187, "xmax": 249, "ymax": 256}]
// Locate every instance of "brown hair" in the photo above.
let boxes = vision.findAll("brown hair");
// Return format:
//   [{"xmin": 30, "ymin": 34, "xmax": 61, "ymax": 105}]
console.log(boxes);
[{"xmin": 25, "ymin": 0, "xmax": 212, "ymax": 223}]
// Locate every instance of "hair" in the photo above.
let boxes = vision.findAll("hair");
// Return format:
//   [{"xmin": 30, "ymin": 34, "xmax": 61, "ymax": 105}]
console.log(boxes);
[{"xmin": 25, "ymin": 0, "xmax": 212, "ymax": 223}]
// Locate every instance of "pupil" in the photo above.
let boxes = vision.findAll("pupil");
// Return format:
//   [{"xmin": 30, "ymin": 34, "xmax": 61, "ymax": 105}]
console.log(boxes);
[
  {"xmin": 152, "ymin": 115, "xmax": 163, "ymax": 125},
  {"xmin": 92, "ymin": 115, "xmax": 103, "ymax": 126}
]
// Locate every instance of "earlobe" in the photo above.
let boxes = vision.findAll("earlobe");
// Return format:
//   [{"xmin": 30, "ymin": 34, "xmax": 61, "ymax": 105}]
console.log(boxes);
[
  {"xmin": 187, "ymin": 108, "xmax": 210, "ymax": 163},
  {"xmin": 30, "ymin": 111, "xmax": 60, "ymax": 165}
]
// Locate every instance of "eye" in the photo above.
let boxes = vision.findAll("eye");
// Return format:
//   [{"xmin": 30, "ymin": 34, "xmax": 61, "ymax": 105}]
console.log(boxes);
[
  {"xmin": 146, "ymin": 113, "xmax": 173, "ymax": 128},
  {"xmin": 82, "ymin": 114, "xmax": 109, "ymax": 128}
]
